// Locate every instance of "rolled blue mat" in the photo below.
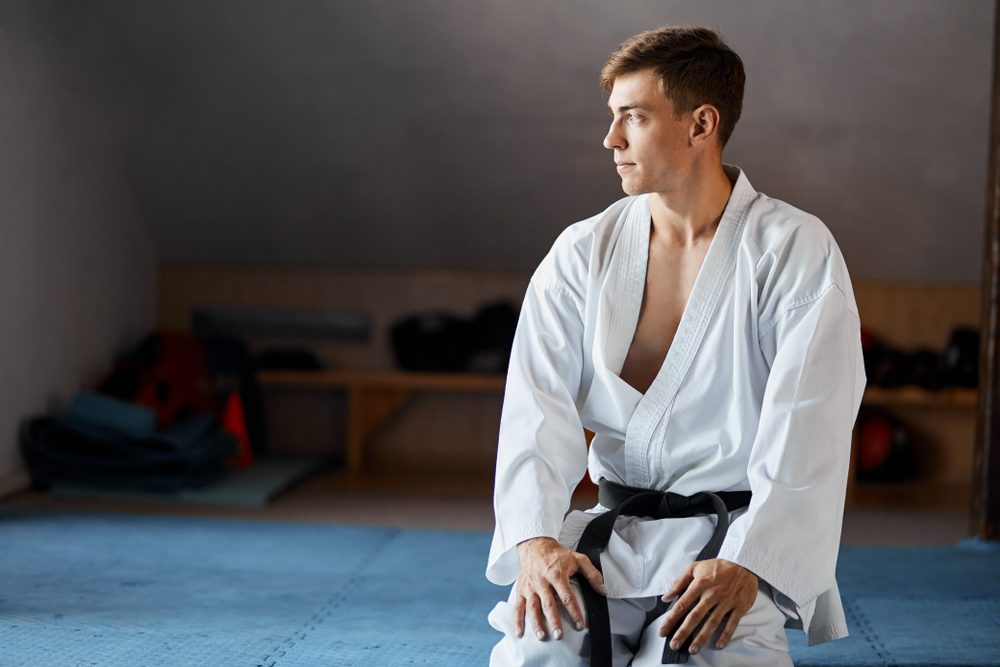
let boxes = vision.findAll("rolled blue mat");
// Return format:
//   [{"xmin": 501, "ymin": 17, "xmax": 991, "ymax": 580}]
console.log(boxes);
[{"xmin": 68, "ymin": 392, "xmax": 157, "ymax": 439}]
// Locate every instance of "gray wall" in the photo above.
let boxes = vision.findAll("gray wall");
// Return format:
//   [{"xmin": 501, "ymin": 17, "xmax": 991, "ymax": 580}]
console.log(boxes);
[
  {"xmin": 0, "ymin": 3, "xmax": 157, "ymax": 493},
  {"xmin": 65, "ymin": 0, "xmax": 994, "ymax": 282},
  {"xmin": 0, "ymin": 1, "xmax": 991, "ymax": 491}
]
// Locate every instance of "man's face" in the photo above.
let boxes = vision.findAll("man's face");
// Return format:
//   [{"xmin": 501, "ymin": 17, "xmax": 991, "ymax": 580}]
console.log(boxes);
[{"xmin": 603, "ymin": 68, "xmax": 694, "ymax": 196}]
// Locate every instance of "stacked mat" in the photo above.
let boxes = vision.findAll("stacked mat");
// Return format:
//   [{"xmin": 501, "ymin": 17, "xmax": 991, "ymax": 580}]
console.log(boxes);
[{"xmin": 0, "ymin": 509, "xmax": 996, "ymax": 666}]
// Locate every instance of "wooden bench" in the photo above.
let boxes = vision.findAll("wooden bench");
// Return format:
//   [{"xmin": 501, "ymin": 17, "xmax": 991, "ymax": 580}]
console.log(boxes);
[{"xmin": 258, "ymin": 369, "xmax": 506, "ymax": 472}]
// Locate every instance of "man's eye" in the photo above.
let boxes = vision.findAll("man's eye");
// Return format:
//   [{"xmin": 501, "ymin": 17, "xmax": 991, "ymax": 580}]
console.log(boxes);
[{"xmin": 627, "ymin": 113, "xmax": 641, "ymax": 124}]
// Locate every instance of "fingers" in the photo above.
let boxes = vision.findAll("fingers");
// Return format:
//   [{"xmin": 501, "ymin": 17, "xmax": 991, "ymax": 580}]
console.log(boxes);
[
  {"xmin": 650, "ymin": 559, "xmax": 763, "ymax": 656},
  {"xmin": 715, "ymin": 610, "xmax": 741, "ymax": 650},
  {"xmin": 659, "ymin": 584, "xmax": 702, "ymax": 637},
  {"xmin": 513, "ymin": 541, "xmax": 599, "ymax": 642},
  {"xmin": 526, "ymin": 592, "xmax": 548, "ymax": 641},
  {"xmin": 689, "ymin": 606, "xmax": 731, "ymax": 654},
  {"xmin": 516, "ymin": 575, "xmax": 586, "ymax": 641},
  {"xmin": 659, "ymin": 594, "xmax": 747, "ymax": 654},
  {"xmin": 575, "ymin": 554, "xmax": 607, "ymax": 596},
  {"xmin": 551, "ymin": 577, "xmax": 586, "ymax": 632},
  {"xmin": 538, "ymin": 585, "xmax": 565, "ymax": 640},
  {"xmin": 514, "ymin": 595, "xmax": 526, "ymax": 637},
  {"xmin": 662, "ymin": 563, "xmax": 694, "ymax": 601},
  {"xmin": 522, "ymin": 583, "xmax": 567, "ymax": 640},
  {"xmin": 665, "ymin": 596, "xmax": 715, "ymax": 652}
]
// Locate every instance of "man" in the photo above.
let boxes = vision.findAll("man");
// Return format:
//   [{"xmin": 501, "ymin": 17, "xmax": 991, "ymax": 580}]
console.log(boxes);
[{"xmin": 485, "ymin": 25, "xmax": 866, "ymax": 667}]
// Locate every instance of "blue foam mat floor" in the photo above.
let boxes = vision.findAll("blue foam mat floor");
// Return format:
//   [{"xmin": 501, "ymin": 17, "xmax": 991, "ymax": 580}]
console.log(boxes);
[{"xmin": 0, "ymin": 509, "xmax": 996, "ymax": 666}]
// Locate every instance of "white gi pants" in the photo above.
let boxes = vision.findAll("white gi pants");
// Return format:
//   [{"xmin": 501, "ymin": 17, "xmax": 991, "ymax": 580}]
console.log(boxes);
[{"xmin": 488, "ymin": 580, "xmax": 793, "ymax": 667}]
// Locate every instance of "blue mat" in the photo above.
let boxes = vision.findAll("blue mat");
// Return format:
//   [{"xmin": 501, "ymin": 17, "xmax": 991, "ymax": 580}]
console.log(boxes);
[
  {"xmin": 48, "ymin": 457, "xmax": 327, "ymax": 507},
  {"xmin": 0, "ymin": 510, "xmax": 996, "ymax": 666}
]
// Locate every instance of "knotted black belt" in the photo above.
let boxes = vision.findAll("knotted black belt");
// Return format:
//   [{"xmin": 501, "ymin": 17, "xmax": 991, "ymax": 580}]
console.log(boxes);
[{"xmin": 573, "ymin": 478, "xmax": 752, "ymax": 665}]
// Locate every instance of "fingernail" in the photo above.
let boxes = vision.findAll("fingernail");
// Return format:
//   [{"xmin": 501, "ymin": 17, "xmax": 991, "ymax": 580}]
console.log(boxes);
[
  {"xmin": 670, "ymin": 640, "xmax": 679, "ymax": 650},
  {"xmin": 553, "ymin": 628, "xmax": 563, "ymax": 640},
  {"xmin": 718, "ymin": 640, "xmax": 728, "ymax": 649},
  {"xmin": 536, "ymin": 630, "xmax": 545, "ymax": 641},
  {"xmin": 691, "ymin": 645, "xmax": 699, "ymax": 655},
  {"xmin": 575, "ymin": 621, "xmax": 585, "ymax": 631}
]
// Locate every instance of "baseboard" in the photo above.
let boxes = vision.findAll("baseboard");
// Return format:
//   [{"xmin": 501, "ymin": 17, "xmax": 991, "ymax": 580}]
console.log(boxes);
[{"xmin": 0, "ymin": 465, "xmax": 29, "ymax": 499}]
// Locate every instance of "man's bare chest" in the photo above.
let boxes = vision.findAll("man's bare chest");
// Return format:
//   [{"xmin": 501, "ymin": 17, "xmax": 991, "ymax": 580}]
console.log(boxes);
[{"xmin": 619, "ymin": 242, "xmax": 712, "ymax": 394}]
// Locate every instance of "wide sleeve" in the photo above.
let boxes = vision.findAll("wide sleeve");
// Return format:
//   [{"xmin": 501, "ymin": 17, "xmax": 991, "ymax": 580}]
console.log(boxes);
[
  {"xmin": 716, "ymin": 281, "xmax": 866, "ymax": 607},
  {"xmin": 485, "ymin": 277, "xmax": 590, "ymax": 586}
]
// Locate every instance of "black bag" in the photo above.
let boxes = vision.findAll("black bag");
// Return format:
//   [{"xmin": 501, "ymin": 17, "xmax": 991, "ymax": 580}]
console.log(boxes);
[
  {"xmin": 389, "ymin": 301, "xmax": 517, "ymax": 373},
  {"xmin": 390, "ymin": 312, "xmax": 473, "ymax": 372}
]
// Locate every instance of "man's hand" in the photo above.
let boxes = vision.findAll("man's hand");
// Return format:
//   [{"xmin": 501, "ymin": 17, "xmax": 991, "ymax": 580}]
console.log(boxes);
[
  {"xmin": 658, "ymin": 558, "xmax": 758, "ymax": 655},
  {"xmin": 514, "ymin": 536, "xmax": 606, "ymax": 641}
]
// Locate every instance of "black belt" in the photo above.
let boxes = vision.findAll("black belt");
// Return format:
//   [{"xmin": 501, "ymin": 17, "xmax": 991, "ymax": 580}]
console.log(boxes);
[{"xmin": 574, "ymin": 478, "xmax": 752, "ymax": 665}]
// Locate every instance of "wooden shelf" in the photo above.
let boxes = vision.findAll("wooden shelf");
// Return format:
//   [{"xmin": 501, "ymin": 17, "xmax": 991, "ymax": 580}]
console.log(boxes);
[
  {"xmin": 861, "ymin": 386, "xmax": 977, "ymax": 409},
  {"xmin": 259, "ymin": 369, "xmax": 506, "ymax": 392},
  {"xmin": 847, "ymin": 480, "xmax": 972, "ymax": 511}
]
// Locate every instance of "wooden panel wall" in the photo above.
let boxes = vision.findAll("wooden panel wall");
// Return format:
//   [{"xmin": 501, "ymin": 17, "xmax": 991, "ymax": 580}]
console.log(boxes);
[{"xmin": 853, "ymin": 282, "xmax": 980, "ymax": 349}]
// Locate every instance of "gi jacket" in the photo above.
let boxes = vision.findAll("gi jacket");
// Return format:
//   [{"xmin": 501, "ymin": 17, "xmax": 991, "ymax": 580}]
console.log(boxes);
[{"xmin": 487, "ymin": 164, "xmax": 867, "ymax": 645}]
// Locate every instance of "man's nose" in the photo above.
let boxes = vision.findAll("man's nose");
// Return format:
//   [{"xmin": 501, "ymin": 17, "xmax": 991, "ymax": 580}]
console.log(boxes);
[{"xmin": 603, "ymin": 121, "xmax": 625, "ymax": 150}]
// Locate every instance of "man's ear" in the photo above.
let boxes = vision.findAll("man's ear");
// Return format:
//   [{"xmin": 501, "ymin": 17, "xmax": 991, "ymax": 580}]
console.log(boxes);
[{"xmin": 689, "ymin": 105, "xmax": 721, "ymax": 147}]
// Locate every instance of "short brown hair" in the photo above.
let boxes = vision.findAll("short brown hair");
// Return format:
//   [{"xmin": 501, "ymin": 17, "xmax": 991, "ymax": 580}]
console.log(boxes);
[{"xmin": 600, "ymin": 26, "xmax": 745, "ymax": 148}]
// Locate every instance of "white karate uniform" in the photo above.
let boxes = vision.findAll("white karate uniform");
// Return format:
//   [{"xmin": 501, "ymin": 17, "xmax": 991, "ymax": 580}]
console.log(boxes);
[{"xmin": 486, "ymin": 164, "xmax": 866, "ymax": 665}]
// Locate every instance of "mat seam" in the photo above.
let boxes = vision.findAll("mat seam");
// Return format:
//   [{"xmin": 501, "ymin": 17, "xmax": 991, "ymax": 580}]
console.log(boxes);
[
  {"xmin": 253, "ymin": 529, "xmax": 400, "ymax": 667},
  {"xmin": 845, "ymin": 596, "xmax": 897, "ymax": 667}
]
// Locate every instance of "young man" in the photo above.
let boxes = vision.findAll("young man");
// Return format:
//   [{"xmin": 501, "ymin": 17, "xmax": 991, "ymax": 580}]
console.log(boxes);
[{"xmin": 486, "ymin": 26, "xmax": 866, "ymax": 666}]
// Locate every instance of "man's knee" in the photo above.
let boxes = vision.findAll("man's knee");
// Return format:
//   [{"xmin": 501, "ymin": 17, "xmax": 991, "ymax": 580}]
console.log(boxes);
[
  {"xmin": 487, "ymin": 584, "xmax": 589, "ymax": 667},
  {"xmin": 632, "ymin": 585, "xmax": 791, "ymax": 667}
]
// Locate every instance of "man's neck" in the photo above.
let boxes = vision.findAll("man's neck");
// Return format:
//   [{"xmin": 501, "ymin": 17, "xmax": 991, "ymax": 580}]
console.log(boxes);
[{"xmin": 647, "ymin": 162, "xmax": 735, "ymax": 249}]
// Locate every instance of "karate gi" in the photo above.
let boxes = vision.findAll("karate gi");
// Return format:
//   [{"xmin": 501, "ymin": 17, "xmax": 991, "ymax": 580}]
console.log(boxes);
[{"xmin": 486, "ymin": 163, "xmax": 866, "ymax": 666}]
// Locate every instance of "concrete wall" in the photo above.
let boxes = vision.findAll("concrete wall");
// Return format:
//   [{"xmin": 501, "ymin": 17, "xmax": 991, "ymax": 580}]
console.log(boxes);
[
  {"xmin": 67, "ymin": 0, "xmax": 994, "ymax": 282},
  {"xmin": 0, "ymin": 3, "xmax": 158, "ymax": 493}
]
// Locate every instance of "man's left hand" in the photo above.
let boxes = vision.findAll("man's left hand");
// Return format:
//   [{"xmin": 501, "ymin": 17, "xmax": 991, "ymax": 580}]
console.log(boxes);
[{"xmin": 658, "ymin": 558, "xmax": 758, "ymax": 655}]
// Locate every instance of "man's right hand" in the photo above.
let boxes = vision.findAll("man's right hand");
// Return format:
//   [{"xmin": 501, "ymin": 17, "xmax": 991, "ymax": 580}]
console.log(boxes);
[{"xmin": 514, "ymin": 536, "xmax": 607, "ymax": 641}]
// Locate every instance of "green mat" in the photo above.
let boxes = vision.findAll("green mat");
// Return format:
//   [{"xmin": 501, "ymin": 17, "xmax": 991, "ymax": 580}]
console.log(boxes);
[{"xmin": 49, "ymin": 456, "xmax": 328, "ymax": 507}]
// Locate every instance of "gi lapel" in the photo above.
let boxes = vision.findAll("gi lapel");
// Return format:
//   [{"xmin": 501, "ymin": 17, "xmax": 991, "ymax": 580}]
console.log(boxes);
[
  {"xmin": 582, "ymin": 199, "xmax": 646, "ymax": 429},
  {"xmin": 622, "ymin": 165, "xmax": 758, "ymax": 488},
  {"xmin": 603, "ymin": 196, "xmax": 651, "ymax": 383}
]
